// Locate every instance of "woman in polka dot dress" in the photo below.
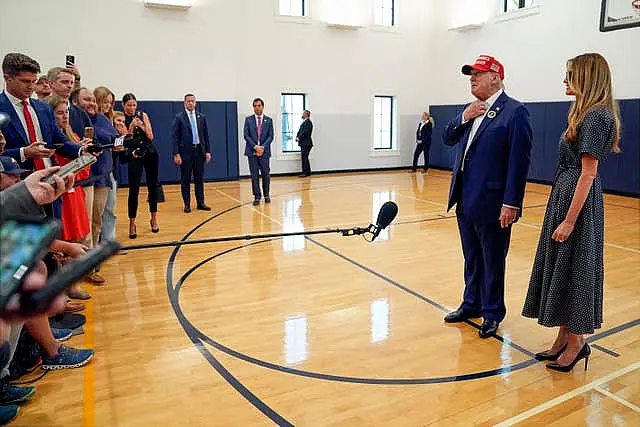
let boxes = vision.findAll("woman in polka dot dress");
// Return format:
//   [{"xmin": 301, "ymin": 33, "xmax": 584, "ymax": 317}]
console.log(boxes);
[{"xmin": 522, "ymin": 53, "xmax": 621, "ymax": 372}]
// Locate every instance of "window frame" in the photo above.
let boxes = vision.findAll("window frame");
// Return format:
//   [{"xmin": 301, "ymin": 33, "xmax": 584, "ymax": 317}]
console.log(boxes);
[
  {"xmin": 372, "ymin": 95, "xmax": 395, "ymax": 151},
  {"xmin": 374, "ymin": 0, "xmax": 396, "ymax": 27},
  {"xmin": 278, "ymin": 0, "xmax": 307, "ymax": 17},
  {"xmin": 503, "ymin": 0, "xmax": 533, "ymax": 13},
  {"xmin": 280, "ymin": 92, "xmax": 307, "ymax": 154}
]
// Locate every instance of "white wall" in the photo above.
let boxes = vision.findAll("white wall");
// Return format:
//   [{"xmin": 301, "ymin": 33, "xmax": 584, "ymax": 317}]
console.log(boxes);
[
  {"xmin": 0, "ymin": 0, "xmax": 436, "ymax": 175},
  {"xmin": 0, "ymin": 0, "xmax": 637, "ymax": 175},
  {"xmin": 430, "ymin": 0, "xmax": 640, "ymax": 105}
]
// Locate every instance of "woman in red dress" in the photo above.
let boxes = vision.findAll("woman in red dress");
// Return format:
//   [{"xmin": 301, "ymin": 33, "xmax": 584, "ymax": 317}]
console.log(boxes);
[{"xmin": 48, "ymin": 95, "xmax": 93, "ymax": 301}]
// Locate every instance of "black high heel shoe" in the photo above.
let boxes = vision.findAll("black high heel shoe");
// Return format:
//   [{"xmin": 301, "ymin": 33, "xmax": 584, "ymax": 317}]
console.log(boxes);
[
  {"xmin": 129, "ymin": 223, "xmax": 137, "ymax": 239},
  {"xmin": 535, "ymin": 343, "xmax": 568, "ymax": 361},
  {"xmin": 150, "ymin": 220, "xmax": 159, "ymax": 233},
  {"xmin": 546, "ymin": 344, "xmax": 591, "ymax": 372}
]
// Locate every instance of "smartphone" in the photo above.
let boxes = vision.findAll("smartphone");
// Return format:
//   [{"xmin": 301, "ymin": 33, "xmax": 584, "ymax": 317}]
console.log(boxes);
[
  {"xmin": 0, "ymin": 217, "xmax": 61, "ymax": 309},
  {"xmin": 65, "ymin": 55, "xmax": 75, "ymax": 68},
  {"xmin": 43, "ymin": 154, "xmax": 96, "ymax": 187},
  {"xmin": 19, "ymin": 240, "xmax": 120, "ymax": 314},
  {"xmin": 135, "ymin": 111, "xmax": 144, "ymax": 121},
  {"xmin": 83, "ymin": 127, "xmax": 94, "ymax": 140}
]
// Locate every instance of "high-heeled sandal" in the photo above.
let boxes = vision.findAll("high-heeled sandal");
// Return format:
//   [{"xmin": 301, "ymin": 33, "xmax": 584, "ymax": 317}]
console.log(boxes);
[
  {"xmin": 129, "ymin": 223, "xmax": 137, "ymax": 239},
  {"xmin": 150, "ymin": 220, "xmax": 159, "ymax": 233},
  {"xmin": 535, "ymin": 343, "xmax": 568, "ymax": 361},
  {"xmin": 546, "ymin": 344, "xmax": 591, "ymax": 372}
]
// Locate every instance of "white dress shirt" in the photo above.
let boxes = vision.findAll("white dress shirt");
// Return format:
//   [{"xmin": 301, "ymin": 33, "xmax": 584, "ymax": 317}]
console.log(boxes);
[
  {"xmin": 187, "ymin": 109, "xmax": 199, "ymax": 145},
  {"xmin": 4, "ymin": 90, "xmax": 50, "ymax": 166},
  {"xmin": 461, "ymin": 89, "xmax": 503, "ymax": 170}
]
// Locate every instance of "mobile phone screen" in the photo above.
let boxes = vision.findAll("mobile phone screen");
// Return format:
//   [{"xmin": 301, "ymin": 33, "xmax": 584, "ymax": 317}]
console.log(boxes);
[
  {"xmin": 84, "ymin": 127, "xmax": 94, "ymax": 140},
  {"xmin": 65, "ymin": 55, "xmax": 75, "ymax": 67},
  {"xmin": 0, "ymin": 219, "xmax": 59, "ymax": 307}
]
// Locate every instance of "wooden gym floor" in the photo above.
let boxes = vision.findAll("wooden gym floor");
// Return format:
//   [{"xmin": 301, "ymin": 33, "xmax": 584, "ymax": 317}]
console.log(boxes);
[{"xmin": 13, "ymin": 170, "xmax": 640, "ymax": 426}]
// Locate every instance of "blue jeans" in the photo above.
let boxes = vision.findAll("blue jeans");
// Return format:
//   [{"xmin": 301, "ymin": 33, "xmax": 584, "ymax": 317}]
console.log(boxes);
[{"xmin": 100, "ymin": 173, "xmax": 117, "ymax": 242}]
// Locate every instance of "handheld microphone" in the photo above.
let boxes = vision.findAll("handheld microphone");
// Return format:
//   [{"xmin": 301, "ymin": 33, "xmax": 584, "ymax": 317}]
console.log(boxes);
[
  {"xmin": 0, "ymin": 112, "xmax": 10, "ymax": 129},
  {"xmin": 371, "ymin": 201, "xmax": 399, "ymax": 241}
]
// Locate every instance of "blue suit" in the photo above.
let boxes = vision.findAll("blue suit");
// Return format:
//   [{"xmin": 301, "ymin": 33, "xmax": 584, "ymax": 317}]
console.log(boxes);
[
  {"xmin": 0, "ymin": 92, "xmax": 80, "ymax": 169},
  {"xmin": 243, "ymin": 114, "xmax": 274, "ymax": 200},
  {"xmin": 443, "ymin": 91, "xmax": 532, "ymax": 322},
  {"xmin": 172, "ymin": 110, "xmax": 211, "ymax": 206}
]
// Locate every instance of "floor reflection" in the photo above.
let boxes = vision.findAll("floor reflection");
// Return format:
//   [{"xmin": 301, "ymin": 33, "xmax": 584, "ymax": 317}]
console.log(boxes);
[
  {"xmin": 282, "ymin": 197, "xmax": 305, "ymax": 252},
  {"xmin": 372, "ymin": 191, "xmax": 396, "ymax": 241},
  {"xmin": 370, "ymin": 298, "xmax": 390, "ymax": 343},
  {"xmin": 284, "ymin": 314, "xmax": 308, "ymax": 365}
]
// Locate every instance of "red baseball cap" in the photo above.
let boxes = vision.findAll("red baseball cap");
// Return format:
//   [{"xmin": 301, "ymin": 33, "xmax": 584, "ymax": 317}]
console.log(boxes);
[{"xmin": 462, "ymin": 55, "xmax": 504, "ymax": 80}]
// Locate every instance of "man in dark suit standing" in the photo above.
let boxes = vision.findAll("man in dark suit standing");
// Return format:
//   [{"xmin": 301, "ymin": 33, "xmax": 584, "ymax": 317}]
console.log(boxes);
[
  {"xmin": 172, "ymin": 93, "xmax": 212, "ymax": 212},
  {"xmin": 442, "ymin": 55, "xmax": 532, "ymax": 338},
  {"xmin": 296, "ymin": 109, "xmax": 313, "ymax": 177},
  {"xmin": 243, "ymin": 98, "xmax": 274, "ymax": 206}
]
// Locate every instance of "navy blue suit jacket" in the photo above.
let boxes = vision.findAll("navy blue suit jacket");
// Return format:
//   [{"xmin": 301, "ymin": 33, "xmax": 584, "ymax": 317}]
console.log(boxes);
[
  {"xmin": 171, "ymin": 110, "xmax": 211, "ymax": 160},
  {"xmin": 0, "ymin": 92, "xmax": 80, "ymax": 169},
  {"xmin": 243, "ymin": 115, "xmax": 274, "ymax": 157},
  {"xmin": 443, "ymin": 92, "xmax": 532, "ymax": 223}
]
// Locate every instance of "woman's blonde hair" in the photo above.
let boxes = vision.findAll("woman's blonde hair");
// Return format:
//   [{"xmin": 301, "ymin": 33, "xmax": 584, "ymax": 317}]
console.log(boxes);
[
  {"xmin": 46, "ymin": 94, "xmax": 78, "ymax": 143},
  {"xmin": 94, "ymin": 86, "xmax": 116, "ymax": 121},
  {"xmin": 563, "ymin": 53, "xmax": 621, "ymax": 153}
]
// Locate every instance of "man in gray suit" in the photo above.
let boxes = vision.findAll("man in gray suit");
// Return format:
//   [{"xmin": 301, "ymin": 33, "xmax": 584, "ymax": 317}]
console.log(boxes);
[{"xmin": 243, "ymin": 98, "xmax": 274, "ymax": 206}]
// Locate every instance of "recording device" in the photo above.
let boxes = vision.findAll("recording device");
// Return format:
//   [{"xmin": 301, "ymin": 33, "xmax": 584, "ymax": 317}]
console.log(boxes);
[
  {"xmin": 19, "ymin": 240, "xmax": 120, "ymax": 314},
  {"xmin": 43, "ymin": 154, "xmax": 96, "ymax": 187},
  {"xmin": 0, "ymin": 217, "xmax": 61, "ymax": 309},
  {"xmin": 86, "ymin": 134, "xmax": 140, "ymax": 155},
  {"xmin": 135, "ymin": 111, "xmax": 144, "ymax": 121},
  {"xmin": 83, "ymin": 127, "xmax": 94, "ymax": 140},
  {"xmin": 0, "ymin": 112, "xmax": 10, "ymax": 129},
  {"xmin": 65, "ymin": 55, "xmax": 75, "ymax": 68},
  {"xmin": 371, "ymin": 201, "xmax": 399, "ymax": 241}
]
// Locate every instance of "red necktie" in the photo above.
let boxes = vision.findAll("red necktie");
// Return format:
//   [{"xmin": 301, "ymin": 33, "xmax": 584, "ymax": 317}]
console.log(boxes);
[
  {"xmin": 257, "ymin": 116, "xmax": 262, "ymax": 143},
  {"xmin": 22, "ymin": 100, "xmax": 45, "ymax": 170}
]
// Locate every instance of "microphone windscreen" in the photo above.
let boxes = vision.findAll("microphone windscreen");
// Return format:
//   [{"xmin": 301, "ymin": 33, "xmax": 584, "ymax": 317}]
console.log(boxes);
[
  {"xmin": 376, "ymin": 201, "xmax": 398, "ymax": 230},
  {"xmin": 0, "ymin": 112, "xmax": 10, "ymax": 129}
]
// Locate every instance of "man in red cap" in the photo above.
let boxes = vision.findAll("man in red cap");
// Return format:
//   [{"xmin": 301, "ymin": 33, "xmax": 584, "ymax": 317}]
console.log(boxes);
[{"xmin": 442, "ymin": 55, "xmax": 532, "ymax": 338}]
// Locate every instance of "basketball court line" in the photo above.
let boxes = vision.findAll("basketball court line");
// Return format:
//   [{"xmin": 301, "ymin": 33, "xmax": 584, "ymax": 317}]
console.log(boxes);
[
  {"xmin": 593, "ymin": 385, "xmax": 640, "ymax": 413},
  {"xmin": 591, "ymin": 343, "xmax": 621, "ymax": 358},
  {"xmin": 494, "ymin": 361, "xmax": 640, "ymax": 426}
]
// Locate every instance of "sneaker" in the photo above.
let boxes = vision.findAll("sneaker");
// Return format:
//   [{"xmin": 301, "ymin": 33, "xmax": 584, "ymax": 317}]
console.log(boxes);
[
  {"xmin": 71, "ymin": 326, "xmax": 85, "ymax": 337},
  {"xmin": 52, "ymin": 328, "xmax": 73, "ymax": 342},
  {"xmin": 49, "ymin": 313, "xmax": 86, "ymax": 330},
  {"xmin": 41, "ymin": 345, "xmax": 94, "ymax": 370},
  {"xmin": 0, "ymin": 382, "xmax": 35, "ymax": 405},
  {"xmin": 0, "ymin": 405, "xmax": 19, "ymax": 425}
]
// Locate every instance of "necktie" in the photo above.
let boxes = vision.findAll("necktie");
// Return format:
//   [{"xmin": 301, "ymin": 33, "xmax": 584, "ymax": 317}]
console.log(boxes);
[
  {"xmin": 189, "ymin": 111, "xmax": 198, "ymax": 145},
  {"xmin": 22, "ymin": 100, "xmax": 45, "ymax": 170},
  {"xmin": 257, "ymin": 116, "xmax": 262, "ymax": 143}
]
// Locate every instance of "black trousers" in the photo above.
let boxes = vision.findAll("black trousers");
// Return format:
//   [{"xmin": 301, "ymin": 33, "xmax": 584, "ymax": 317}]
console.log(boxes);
[
  {"xmin": 248, "ymin": 155, "xmax": 270, "ymax": 200},
  {"xmin": 412, "ymin": 142, "xmax": 431, "ymax": 171},
  {"xmin": 128, "ymin": 150, "xmax": 159, "ymax": 218},
  {"xmin": 300, "ymin": 145, "xmax": 312, "ymax": 176},
  {"xmin": 180, "ymin": 147, "xmax": 205, "ymax": 206}
]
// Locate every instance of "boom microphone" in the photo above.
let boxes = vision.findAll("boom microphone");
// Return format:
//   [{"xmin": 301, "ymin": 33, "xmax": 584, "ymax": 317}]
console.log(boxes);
[
  {"xmin": 371, "ymin": 201, "xmax": 399, "ymax": 241},
  {"xmin": 0, "ymin": 112, "xmax": 10, "ymax": 129}
]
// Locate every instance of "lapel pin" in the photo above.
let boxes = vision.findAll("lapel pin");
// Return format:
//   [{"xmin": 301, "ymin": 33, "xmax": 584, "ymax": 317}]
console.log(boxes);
[{"xmin": 487, "ymin": 110, "xmax": 496, "ymax": 119}]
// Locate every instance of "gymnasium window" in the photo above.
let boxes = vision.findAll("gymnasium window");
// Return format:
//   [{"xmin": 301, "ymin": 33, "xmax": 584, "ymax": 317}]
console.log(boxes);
[
  {"xmin": 504, "ymin": 0, "xmax": 534, "ymax": 12},
  {"xmin": 373, "ymin": 96, "xmax": 394, "ymax": 150},
  {"xmin": 281, "ymin": 93, "xmax": 306, "ymax": 153},
  {"xmin": 279, "ymin": 0, "xmax": 306, "ymax": 17},
  {"xmin": 374, "ymin": 0, "xmax": 395, "ymax": 26}
]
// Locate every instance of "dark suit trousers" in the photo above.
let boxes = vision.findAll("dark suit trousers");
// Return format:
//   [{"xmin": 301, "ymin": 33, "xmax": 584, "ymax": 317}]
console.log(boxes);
[
  {"xmin": 128, "ymin": 150, "xmax": 159, "ymax": 218},
  {"xmin": 180, "ymin": 147, "xmax": 205, "ymax": 206},
  {"xmin": 248, "ymin": 154, "xmax": 270, "ymax": 199},
  {"xmin": 300, "ymin": 145, "xmax": 312, "ymax": 176},
  {"xmin": 455, "ymin": 174, "xmax": 512, "ymax": 322},
  {"xmin": 412, "ymin": 142, "xmax": 430, "ymax": 171}
]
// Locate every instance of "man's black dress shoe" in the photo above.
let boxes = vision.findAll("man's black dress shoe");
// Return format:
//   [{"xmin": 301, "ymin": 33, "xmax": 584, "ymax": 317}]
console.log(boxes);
[
  {"xmin": 444, "ymin": 308, "xmax": 481, "ymax": 323},
  {"xmin": 265, "ymin": 197, "xmax": 271, "ymax": 203},
  {"xmin": 253, "ymin": 200, "xmax": 260, "ymax": 206},
  {"xmin": 197, "ymin": 204, "xmax": 211, "ymax": 211},
  {"xmin": 479, "ymin": 319, "xmax": 499, "ymax": 338},
  {"xmin": 184, "ymin": 206, "xmax": 191, "ymax": 213}
]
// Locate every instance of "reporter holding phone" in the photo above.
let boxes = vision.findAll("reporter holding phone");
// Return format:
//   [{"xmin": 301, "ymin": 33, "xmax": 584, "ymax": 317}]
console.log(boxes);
[{"xmin": 122, "ymin": 93, "xmax": 159, "ymax": 238}]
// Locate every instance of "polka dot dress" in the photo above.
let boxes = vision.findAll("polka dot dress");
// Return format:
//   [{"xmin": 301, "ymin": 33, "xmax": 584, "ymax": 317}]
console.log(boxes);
[{"xmin": 522, "ymin": 108, "xmax": 615, "ymax": 335}]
